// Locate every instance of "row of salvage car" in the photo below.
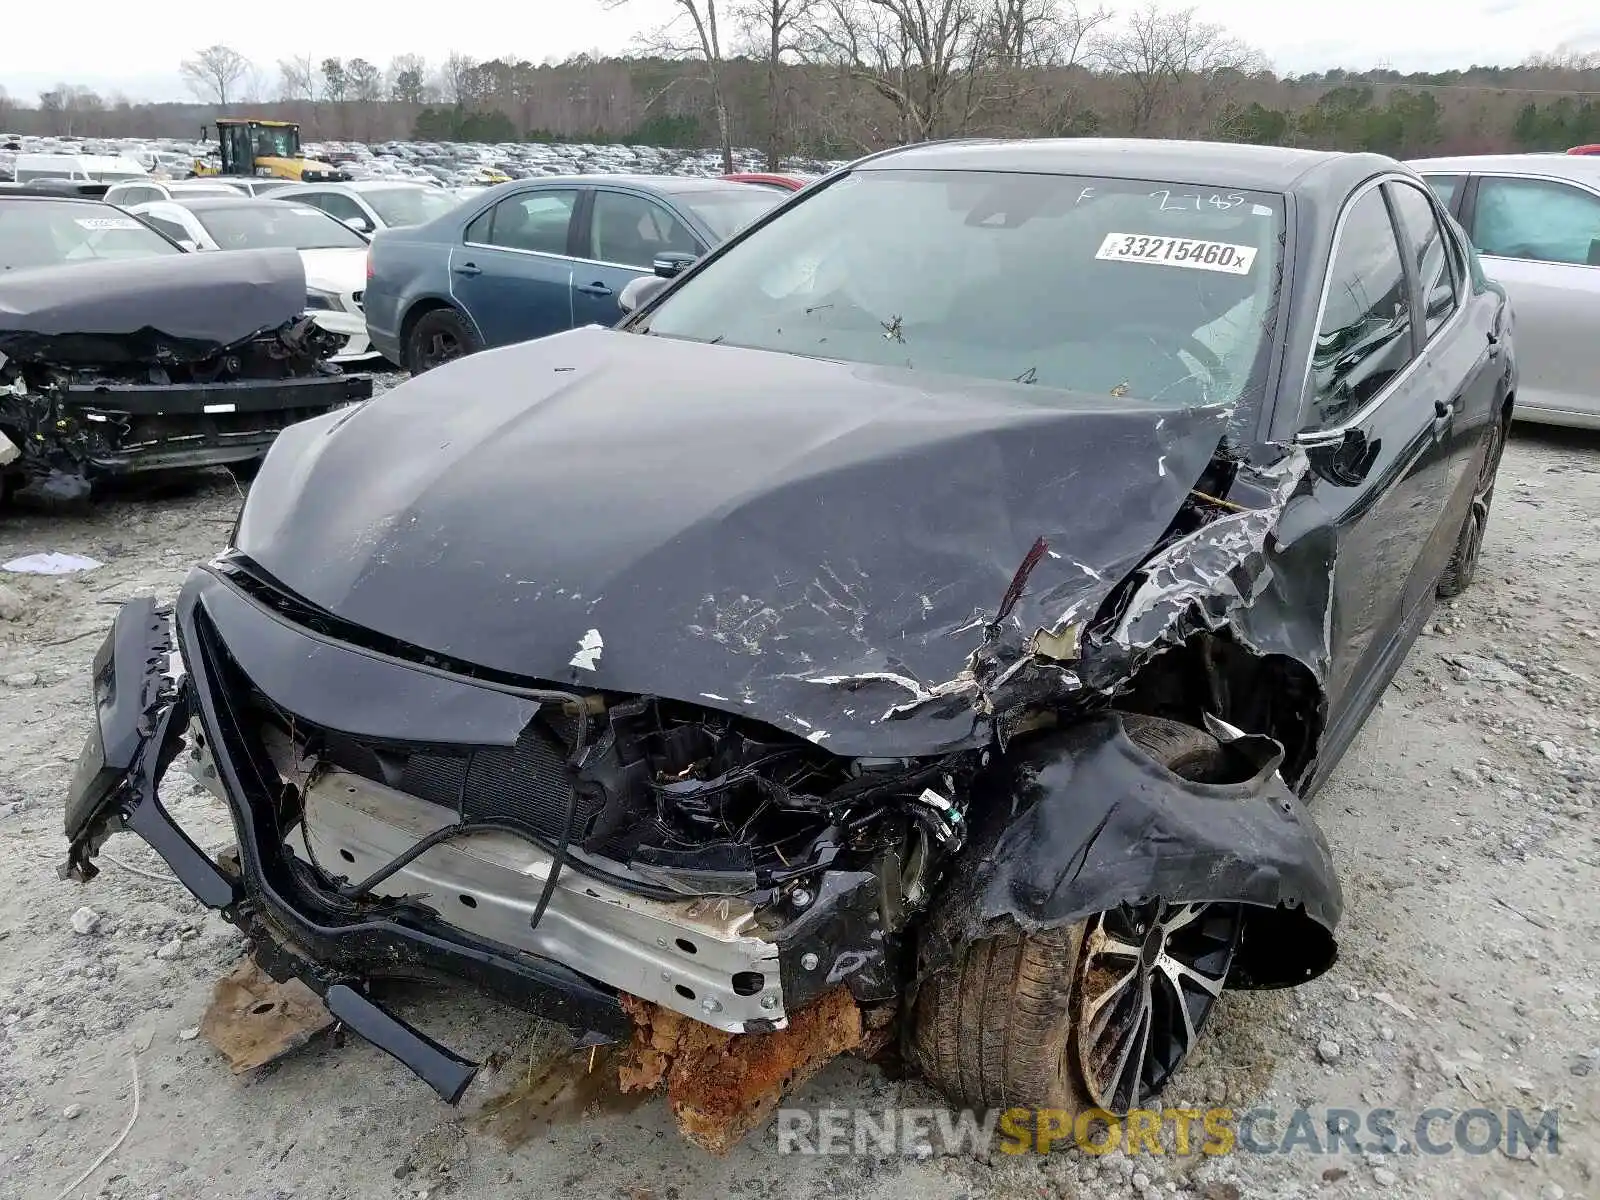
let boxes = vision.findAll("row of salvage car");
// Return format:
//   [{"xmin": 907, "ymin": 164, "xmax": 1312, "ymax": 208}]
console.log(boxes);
[
  {"xmin": 0, "ymin": 174, "xmax": 802, "ymax": 501},
  {"xmin": 21, "ymin": 138, "xmax": 1529, "ymax": 1150}
]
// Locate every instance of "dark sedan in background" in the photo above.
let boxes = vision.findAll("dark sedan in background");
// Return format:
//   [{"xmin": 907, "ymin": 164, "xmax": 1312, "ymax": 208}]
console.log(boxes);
[
  {"xmin": 362, "ymin": 175, "xmax": 783, "ymax": 373},
  {"xmin": 0, "ymin": 193, "xmax": 369, "ymax": 503}
]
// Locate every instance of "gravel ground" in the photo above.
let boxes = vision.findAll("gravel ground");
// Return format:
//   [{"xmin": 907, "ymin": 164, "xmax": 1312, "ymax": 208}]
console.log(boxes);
[{"xmin": 0, "ymin": 420, "xmax": 1596, "ymax": 1200}]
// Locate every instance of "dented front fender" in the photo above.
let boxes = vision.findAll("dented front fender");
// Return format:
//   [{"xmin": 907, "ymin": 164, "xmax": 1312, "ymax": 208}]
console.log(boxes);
[{"xmin": 920, "ymin": 713, "xmax": 1340, "ymax": 990}]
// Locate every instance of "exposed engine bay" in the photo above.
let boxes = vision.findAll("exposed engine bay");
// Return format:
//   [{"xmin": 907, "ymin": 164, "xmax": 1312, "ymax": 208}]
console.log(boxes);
[{"xmin": 230, "ymin": 687, "xmax": 971, "ymax": 1032}]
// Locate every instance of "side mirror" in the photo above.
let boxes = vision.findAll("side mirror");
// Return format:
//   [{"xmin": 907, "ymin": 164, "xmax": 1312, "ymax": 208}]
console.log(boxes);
[
  {"xmin": 343, "ymin": 215, "xmax": 372, "ymax": 233},
  {"xmin": 1299, "ymin": 426, "xmax": 1380, "ymax": 487},
  {"xmin": 652, "ymin": 250, "xmax": 697, "ymax": 279},
  {"xmin": 619, "ymin": 274, "xmax": 671, "ymax": 315}
]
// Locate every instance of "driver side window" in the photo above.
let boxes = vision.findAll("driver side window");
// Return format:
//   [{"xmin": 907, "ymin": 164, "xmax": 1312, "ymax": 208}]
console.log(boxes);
[
  {"xmin": 1471, "ymin": 175, "xmax": 1600, "ymax": 266},
  {"xmin": 1303, "ymin": 186, "xmax": 1416, "ymax": 432},
  {"xmin": 590, "ymin": 191, "xmax": 699, "ymax": 268}
]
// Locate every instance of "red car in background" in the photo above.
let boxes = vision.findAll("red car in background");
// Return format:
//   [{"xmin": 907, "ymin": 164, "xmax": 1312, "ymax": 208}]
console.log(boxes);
[
  {"xmin": 1567, "ymin": 144, "xmax": 1600, "ymax": 155},
  {"xmin": 721, "ymin": 172, "xmax": 815, "ymax": 191}
]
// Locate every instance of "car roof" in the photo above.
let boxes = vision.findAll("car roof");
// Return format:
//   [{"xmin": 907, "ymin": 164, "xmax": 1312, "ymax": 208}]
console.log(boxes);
[
  {"xmin": 0, "ymin": 190, "xmax": 109, "ymax": 205},
  {"xmin": 159, "ymin": 195, "xmax": 317, "ymax": 212},
  {"xmin": 857, "ymin": 138, "xmax": 1387, "ymax": 193},
  {"xmin": 488, "ymin": 174, "xmax": 757, "ymax": 195},
  {"xmin": 280, "ymin": 180, "xmax": 433, "ymax": 193},
  {"xmin": 1407, "ymin": 153, "xmax": 1600, "ymax": 182}
]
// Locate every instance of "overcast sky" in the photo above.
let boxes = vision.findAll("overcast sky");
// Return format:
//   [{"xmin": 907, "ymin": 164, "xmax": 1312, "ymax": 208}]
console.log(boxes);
[{"xmin": 5, "ymin": 0, "xmax": 1600, "ymax": 104}]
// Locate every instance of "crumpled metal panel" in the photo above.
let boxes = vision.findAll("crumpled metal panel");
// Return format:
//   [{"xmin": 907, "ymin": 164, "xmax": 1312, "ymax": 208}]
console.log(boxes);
[
  {"xmin": 918, "ymin": 713, "xmax": 1341, "ymax": 989},
  {"xmin": 0, "ymin": 247, "xmax": 306, "ymax": 365},
  {"xmin": 1079, "ymin": 449, "xmax": 1330, "ymax": 689}
]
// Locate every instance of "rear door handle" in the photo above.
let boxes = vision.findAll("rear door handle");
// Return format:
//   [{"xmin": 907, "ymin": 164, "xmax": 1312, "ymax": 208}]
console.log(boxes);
[
  {"xmin": 452, "ymin": 262, "xmax": 481, "ymax": 277},
  {"xmin": 1435, "ymin": 396, "xmax": 1457, "ymax": 420},
  {"xmin": 1486, "ymin": 331, "xmax": 1502, "ymax": 359},
  {"xmin": 576, "ymin": 281, "xmax": 614, "ymax": 297}
]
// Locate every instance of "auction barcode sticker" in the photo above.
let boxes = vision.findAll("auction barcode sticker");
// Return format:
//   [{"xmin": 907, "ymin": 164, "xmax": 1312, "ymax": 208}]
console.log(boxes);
[
  {"xmin": 1095, "ymin": 232, "xmax": 1258, "ymax": 274},
  {"xmin": 73, "ymin": 217, "xmax": 141, "ymax": 231}
]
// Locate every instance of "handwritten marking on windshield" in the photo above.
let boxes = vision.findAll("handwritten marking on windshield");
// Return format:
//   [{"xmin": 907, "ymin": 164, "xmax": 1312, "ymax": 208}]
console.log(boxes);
[{"xmin": 1148, "ymin": 190, "xmax": 1249, "ymax": 212}]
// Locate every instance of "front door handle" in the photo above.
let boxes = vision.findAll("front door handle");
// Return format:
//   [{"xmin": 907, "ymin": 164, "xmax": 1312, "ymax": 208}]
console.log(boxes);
[
  {"xmin": 1486, "ymin": 330, "xmax": 1502, "ymax": 359},
  {"xmin": 452, "ymin": 261, "xmax": 481, "ymax": 277},
  {"xmin": 1435, "ymin": 396, "xmax": 1457, "ymax": 420},
  {"xmin": 576, "ymin": 281, "xmax": 614, "ymax": 297}
]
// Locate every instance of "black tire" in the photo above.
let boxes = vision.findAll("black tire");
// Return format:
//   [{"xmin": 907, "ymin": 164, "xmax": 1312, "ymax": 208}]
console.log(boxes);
[
  {"xmin": 1437, "ymin": 413, "xmax": 1506, "ymax": 599},
  {"xmin": 909, "ymin": 715, "xmax": 1240, "ymax": 1113},
  {"xmin": 405, "ymin": 307, "xmax": 479, "ymax": 376}
]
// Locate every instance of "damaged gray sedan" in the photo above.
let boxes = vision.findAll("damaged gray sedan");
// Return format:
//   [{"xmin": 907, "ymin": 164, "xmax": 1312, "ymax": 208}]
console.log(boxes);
[
  {"xmin": 0, "ymin": 192, "xmax": 370, "ymax": 503},
  {"xmin": 64, "ymin": 139, "xmax": 1514, "ymax": 1140}
]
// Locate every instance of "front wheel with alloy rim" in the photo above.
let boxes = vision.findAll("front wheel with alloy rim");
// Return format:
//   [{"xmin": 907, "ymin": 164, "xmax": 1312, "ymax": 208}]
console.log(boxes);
[
  {"xmin": 1437, "ymin": 413, "xmax": 1507, "ymax": 599},
  {"xmin": 405, "ymin": 307, "xmax": 479, "ymax": 375},
  {"xmin": 908, "ymin": 715, "xmax": 1245, "ymax": 1113}
]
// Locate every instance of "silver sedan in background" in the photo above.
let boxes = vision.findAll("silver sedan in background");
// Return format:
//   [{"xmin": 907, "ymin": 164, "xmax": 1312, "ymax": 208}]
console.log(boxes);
[{"xmin": 1409, "ymin": 153, "xmax": 1600, "ymax": 429}]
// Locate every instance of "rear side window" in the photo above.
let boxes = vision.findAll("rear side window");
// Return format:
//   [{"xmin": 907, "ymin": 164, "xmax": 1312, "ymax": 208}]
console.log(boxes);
[
  {"xmin": 1304, "ymin": 187, "xmax": 1414, "ymax": 431},
  {"xmin": 315, "ymin": 193, "xmax": 368, "ymax": 224},
  {"xmin": 1420, "ymin": 175, "xmax": 1461, "ymax": 211},
  {"xmin": 1388, "ymin": 182, "xmax": 1458, "ymax": 340},
  {"xmin": 141, "ymin": 214, "xmax": 192, "ymax": 244},
  {"xmin": 110, "ymin": 186, "xmax": 156, "ymax": 207},
  {"xmin": 471, "ymin": 189, "xmax": 577, "ymax": 255},
  {"xmin": 1471, "ymin": 175, "xmax": 1600, "ymax": 266}
]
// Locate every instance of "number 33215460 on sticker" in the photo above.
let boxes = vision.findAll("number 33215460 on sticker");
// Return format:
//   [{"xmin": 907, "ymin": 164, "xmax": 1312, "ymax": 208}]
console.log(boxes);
[{"xmin": 1094, "ymin": 232, "xmax": 1258, "ymax": 275}]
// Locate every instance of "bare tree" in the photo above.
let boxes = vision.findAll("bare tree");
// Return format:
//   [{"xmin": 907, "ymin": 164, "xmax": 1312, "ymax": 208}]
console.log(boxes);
[
  {"xmin": 987, "ymin": 0, "xmax": 1109, "ymax": 68},
  {"xmin": 180, "ymin": 44, "xmax": 253, "ymax": 108},
  {"xmin": 607, "ymin": 0, "xmax": 736, "ymax": 173},
  {"xmin": 278, "ymin": 54, "xmax": 320, "ymax": 103},
  {"xmin": 736, "ymin": 0, "xmax": 820, "ymax": 168},
  {"xmin": 388, "ymin": 54, "xmax": 430, "ymax": 105},
  {"xmin": 1523, "ymin": 47, "xmax": 1600, "ymax": 71},
  {"xmin": 322, "ymin": 58, "xmax": 349, "ymax": 104},
  {"xmin": 1095, "ymin": 4, "xmax": 1264, "ymax": 133},
  {"xmin": 989, "ymin": 0, "xmax": 1111, "ymax": 135},
  {"xmin": 806, "ymin": 0, "xmax": 989, "ymax": 144},
  {"xmin": 347, "ymin": 58, "xmax": 384, "ymax": 103},
  {"xmin": 36, "ymin": 84, "xmax": 103, "ymax": 135},
  {"xmin": 440, "ymin": 52, "xmax": 479, "ymax": 106},
  {"xmin": 238, "ymin": 64, "xmax": 267, "ymax": 105}
]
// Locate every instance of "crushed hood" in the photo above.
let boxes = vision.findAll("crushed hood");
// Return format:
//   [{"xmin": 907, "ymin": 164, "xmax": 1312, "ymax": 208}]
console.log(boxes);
[
  {"xmin": 235, "ymin": 328, "xmax": 1232, "ymax": 755},
  {"xmin": 0, "ymin": 247, "xmax": 306, "ymax": 366}
]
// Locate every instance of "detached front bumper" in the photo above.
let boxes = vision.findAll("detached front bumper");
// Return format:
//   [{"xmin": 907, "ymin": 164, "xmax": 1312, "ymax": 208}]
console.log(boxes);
[
  {"xmin": 63, "ymin": 591, "xmax": 631, "ymax": 1103},
  {"xmin": 63, "ymin": 374, "xmax": 373, "ymax": 473}
]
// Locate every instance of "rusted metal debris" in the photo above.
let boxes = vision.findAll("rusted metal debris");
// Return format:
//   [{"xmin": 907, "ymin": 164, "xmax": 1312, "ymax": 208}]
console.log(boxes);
[
  {"xmin": 618, "ymin": 986, "xmax": 871, "ymax": 1155},
  {"xmin": 199, "ymin": 958, "xmax": 334, "ymax": 1074}
]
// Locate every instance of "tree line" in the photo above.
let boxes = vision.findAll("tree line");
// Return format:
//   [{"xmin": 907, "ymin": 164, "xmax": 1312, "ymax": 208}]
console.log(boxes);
[{"xmin": 4, "ymin": 2, "xmax": 1600, "ymax": 170}]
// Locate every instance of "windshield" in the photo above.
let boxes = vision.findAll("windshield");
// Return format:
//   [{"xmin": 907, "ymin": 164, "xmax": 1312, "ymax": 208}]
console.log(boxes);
[
  {"xmin": 676, "ymin": 187, "xmax": 785, "ymax": 241},
  {"xmin": 362, "ymin": 187, "xmax": 462, "ymax": 228},
  {"xmin": 193, "ymin": 203, "xmax": 366, "ymax": 251},
  {"xmin": 0, "ymin": 201, "xmax": 181, "ymax": 269},
  {"xmin": 252, "ymin": 125, "xmax": 299, "ymax": 159},
  {"xmin": 643, "ymin": 169, "xmax": 1285, "ymax": 407}
]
